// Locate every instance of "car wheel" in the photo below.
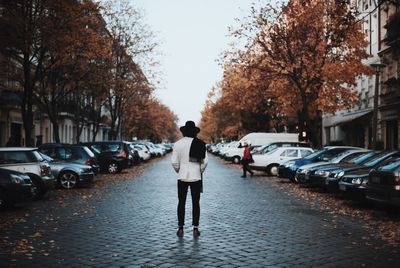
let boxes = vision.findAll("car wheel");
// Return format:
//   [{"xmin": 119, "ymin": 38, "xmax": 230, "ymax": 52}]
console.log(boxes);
[
  {"xmin": 233, "ymin": 156, "xmax": 241, "ymax": 164},
  {"xmin": 107, "ymin": 162, "xmax": 119, "ymax": 174},
  {"xmin": 59, "ymin": 171, "xmax": 78, "ymax": 189},
  {"xmin": 30, "ymin": 176, "xmax": 45, "ymax": 200},
  {"xmin": 267, "ymin": 164, "xmax": 279, "ymax": 176},
  {"xmin": 0, "ymin": 190, "xmax": 9, "ymax": 211}
]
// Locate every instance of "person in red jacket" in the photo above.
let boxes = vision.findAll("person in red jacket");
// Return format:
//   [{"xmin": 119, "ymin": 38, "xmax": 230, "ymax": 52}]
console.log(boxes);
[{"xmin": 241, "ymin": 141, "xmax": 254, "ymax": 178}]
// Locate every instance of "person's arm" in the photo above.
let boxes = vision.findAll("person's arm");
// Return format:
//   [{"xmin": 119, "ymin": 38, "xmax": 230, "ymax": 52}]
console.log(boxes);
[
  {"xmin": 171, "ymin": 144, "xmax": 180, "ymax": 173},
  {"xmin": 200, "ymin": 151, "xmax": 208, "ymax": 173}
]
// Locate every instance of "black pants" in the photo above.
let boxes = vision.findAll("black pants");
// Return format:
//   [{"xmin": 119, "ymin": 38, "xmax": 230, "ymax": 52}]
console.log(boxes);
[
  {"xmin": 242, "ymin": 160, "xmax": 253, "ymax": 176},
  {"xmin": 177, "ymin": 180, "xmax": 201, "ymax": 227}
]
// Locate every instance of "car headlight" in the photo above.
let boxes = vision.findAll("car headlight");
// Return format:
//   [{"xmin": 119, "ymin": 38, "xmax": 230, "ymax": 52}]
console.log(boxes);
[
  {"xmin": 351, "ymin": 178, "xmax": 363, "ymax": 185},
  {"xmin": 10, "ymin": 174, "xmax": 24, "ymax": 184},
  {"xmin": 315, "ymin": 170, "xmax": 331, "ymax": 177}
]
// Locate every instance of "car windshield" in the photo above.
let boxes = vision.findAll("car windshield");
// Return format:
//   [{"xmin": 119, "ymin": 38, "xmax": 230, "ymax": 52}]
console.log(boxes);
[
  {"xmin": 252, "ymin": 145, "xmax": 268, "ymax": 154},
  {"xmin": 39, "ymin": 152, "xmax": 54, "ymax": 162},
  {"xmin": 266, "ymin": 148, "xmax": 279, "ymax": 155},
  {"xmin": 32, "ymin": 150, "xmax": 44, "ymax": 162},
  {"xmin": 330, "ymin": 151, "xmax": 353, "ymax": 163},
  {"xmin": 377, "ymin": 158, "xmax": 400, "ymax": 171},
  {"xmin": 348, "ymin": 151, "xmax": 376, "ymax": 164},
  {"xmin": 303, "ymin": 148, "xmax": 328, "ymax": 160},
  {"xmin": 82, "ymin": 146, "xmax": 95, "ymax": 157},
  {"xmin": 362, "ymin": 152, "xmax": 394, "ymax": 166}
]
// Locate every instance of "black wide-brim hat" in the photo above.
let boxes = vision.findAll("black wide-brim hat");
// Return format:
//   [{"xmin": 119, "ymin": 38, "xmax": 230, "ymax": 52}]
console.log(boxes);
[{"xmin": 180, "ymin": 120, "xmax": 200, "ymax": 134}]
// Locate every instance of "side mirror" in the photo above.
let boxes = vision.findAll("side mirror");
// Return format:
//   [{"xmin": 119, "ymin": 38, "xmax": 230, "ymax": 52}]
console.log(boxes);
[{"xmin": 238, "ymin": 143, "xmax": 243, "ymax": 148}]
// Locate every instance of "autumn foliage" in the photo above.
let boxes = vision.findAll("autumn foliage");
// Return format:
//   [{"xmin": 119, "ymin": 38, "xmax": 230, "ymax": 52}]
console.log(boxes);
[
  {"xmin": 200, "ymin": 0, "xmax": 372, "ymax": 146},
  {"xmin": 0, "ymin": 0, "xmax": 178, "ymax": 143}
]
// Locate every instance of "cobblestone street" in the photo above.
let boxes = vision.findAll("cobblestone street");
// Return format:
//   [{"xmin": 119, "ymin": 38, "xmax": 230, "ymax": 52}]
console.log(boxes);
[{"xmin": 1, "ymin": 155, "xmax": 400, "ymax": 267}]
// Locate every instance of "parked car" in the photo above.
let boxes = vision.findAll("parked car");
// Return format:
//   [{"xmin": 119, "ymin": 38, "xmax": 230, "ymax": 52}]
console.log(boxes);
[
  {"xmin": 309, "ymin": 151, "xmax": 400, "ymax": 190},
  {"xmin": 0, "ymin": 147, "xmax": 55, "ymax": 200},
  {"xmin": 127, "ymin": 143, "xmax": 141, "ymax": 165},
  {"xmin": 366, "ymin": 157, "xmax": 400, "ymax": 206},
  {"xmin": 338, "ymin": 156, "xmax": 400, "ymax": 198},
  {"xmin": 161, "ymin": 143, "xmax": 173, "ymax": 152},
  {"xmin": 39, "ymin": 153, "xmax": 94, "ymax": 189},
  {"xmin": 131, "ymin": 144, "xmax": 151, "ymax": 161},
  {"xmin": 81, "ymin": 141, "xmax": 129, "ymax": 174},
  {"xmin": 295, "ymin": 149, "xmax": 371, "ymax": 183},
  {"xmin": 38, "ymin": 143, "xmax": 100, "ymax": 174},
  {"xmin": 278, "ymin": 146, "xmax": 361, "ymax": 181},
  {"xmin": 0, "ymin": 168, "xmax": 34, "ymax": 210},
  {"xmin": 250, "ymin": 147, "xmax": 314, "ymax": 175},
  {"xmin": 224, "ymin": 133, "xmax": 299, "ymax": 164},
  {"xmin": 251, "ymin": 142, "xmax": 311, "ymax": 155}
]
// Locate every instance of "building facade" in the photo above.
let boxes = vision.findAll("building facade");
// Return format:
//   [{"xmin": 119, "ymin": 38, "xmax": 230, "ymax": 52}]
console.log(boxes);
[{"xmin": 322, "ymin": 0, "xmax": 399, "ymax": 149}]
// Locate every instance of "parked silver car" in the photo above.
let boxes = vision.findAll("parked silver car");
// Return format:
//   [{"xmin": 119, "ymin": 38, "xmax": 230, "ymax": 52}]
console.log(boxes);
[
  {"xmin": 0, "ymin": 147, "xmax": 54, "ymax": 200},
  {"xmin": 40, "ymin": 153, "xmax": 94, "ymax": 189}
]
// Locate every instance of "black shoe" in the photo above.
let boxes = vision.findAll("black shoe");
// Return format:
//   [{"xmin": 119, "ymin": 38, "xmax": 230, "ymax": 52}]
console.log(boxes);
[
  {"xmin": 193, "ymin": 228, "xmax": 201, "ymax": 237},
  {"xmin": 177, "ymin": 228, "xmax": 184, "ymax": 237},
  {"xmin": 241, "ymin": 175, "xmax": 246, "ymax": 178}
]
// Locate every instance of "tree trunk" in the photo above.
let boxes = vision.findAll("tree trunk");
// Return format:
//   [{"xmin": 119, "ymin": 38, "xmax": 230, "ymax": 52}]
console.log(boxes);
[
  {"xmin": 52, "ymin": 120, "xmax": 60, "ymax": 143},
  {"xmin": 22, "ymin": 54, "xmax": 34, "ymax": 146}
]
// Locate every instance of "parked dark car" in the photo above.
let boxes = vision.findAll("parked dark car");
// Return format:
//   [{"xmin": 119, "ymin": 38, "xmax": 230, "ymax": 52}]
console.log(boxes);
[
  {"xmin": 303, "ymin": 151, "xmax": 379, "ymax": 188},
  {"xmin": 0, "ymin": 168, "xmax": 34, "ymax": 210},
  {"xmin": 338, "ymin": 156, "xmax": 400, "ymax": 198},
  {"xmin": 40, "ymin": 153, "xmax": 94, "ymax": 189},
  {"xmin": 81, "ymin": 141, "xmax": 129, "ymax": 174},
  {"xmin": 295, "ymin": 149, "xmax": 370, "ymax": 183},
  {"xmin": 278, "ymin": 146, "xmax": 361, "ymax": 181},
  {"xmin": 38, "ymin": 143, "xmax": 100, "ymax": 174},
  {"xmin": 309, "ymin": 151, "xmax": 400, "ymax": 190},
  {"xmin": 366, "ymin": 158, "xmax": 400, "ymax": 206}
]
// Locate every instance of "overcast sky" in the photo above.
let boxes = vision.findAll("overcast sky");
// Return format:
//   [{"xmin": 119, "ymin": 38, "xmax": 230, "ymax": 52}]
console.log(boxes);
[{"xmin": 132, "ymin": 0, "xmax": 258, "ymax": 126}]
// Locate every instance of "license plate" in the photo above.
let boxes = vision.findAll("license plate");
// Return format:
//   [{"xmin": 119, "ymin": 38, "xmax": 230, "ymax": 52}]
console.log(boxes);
[
  {"xmin": 339, "ymin": 184, "xmax": 346, "ymax": 191},
  {"xmin": 371, "ymin": 177, "xmax": 380, "ymax": 184}
]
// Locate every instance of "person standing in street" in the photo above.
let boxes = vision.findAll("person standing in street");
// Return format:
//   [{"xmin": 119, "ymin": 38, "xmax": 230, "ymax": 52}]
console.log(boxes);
[
  {"xmin": 241, "ymin": 141, "xmax": 254, "ymax": 178},
  {"xmin": 171, "ymin": 121, "xmax": 208, "ymax": 237}
]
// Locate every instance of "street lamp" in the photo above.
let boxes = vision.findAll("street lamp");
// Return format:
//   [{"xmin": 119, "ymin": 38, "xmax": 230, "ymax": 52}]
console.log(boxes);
[{"xmin": 370, "ymin": 62, "xmax": 386, "ymax": 150}]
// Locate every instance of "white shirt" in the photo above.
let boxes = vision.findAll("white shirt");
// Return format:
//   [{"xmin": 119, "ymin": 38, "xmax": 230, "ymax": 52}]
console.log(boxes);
[{"xmin": 171, "ymin": 137, "xmax": 208, "ymax": 182}]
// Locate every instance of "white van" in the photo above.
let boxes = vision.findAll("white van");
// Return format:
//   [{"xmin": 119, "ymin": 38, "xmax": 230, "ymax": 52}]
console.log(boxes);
[{"xmin": 224, "ymin": 132, "xmax": 299, "ymax": 164}]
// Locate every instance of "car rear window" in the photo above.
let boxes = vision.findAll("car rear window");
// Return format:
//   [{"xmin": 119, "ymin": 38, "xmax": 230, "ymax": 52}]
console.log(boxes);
[
  {"xmin": 102, "ymin": 144, "xmax": 122, "ymax": 152},
  {"xmin": 82, "ymin": 146, "xmax": 95, "ymax": 157}
]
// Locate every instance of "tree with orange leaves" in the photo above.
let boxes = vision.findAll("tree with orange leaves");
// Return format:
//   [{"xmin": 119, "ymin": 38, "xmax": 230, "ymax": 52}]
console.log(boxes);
[
  {"xmin": 126, "ymin": 98, "xmax": 179, "ymax": 142},
  {"xmin": 228, "ymin": 0, "xmax": 372, "ymax": 146}
]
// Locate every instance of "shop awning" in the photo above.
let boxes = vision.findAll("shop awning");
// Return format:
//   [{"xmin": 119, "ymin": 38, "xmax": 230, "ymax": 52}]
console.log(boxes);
[{"xmin": 324, "ymin": 110, "xmax": 372, "ymax": 127}]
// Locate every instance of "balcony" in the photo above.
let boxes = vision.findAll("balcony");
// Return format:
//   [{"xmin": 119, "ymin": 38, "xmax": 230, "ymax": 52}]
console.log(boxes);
[
  {"xmin": 383, "ymin": 11, "xmax": 400, "ymax": 49},
  {"xmin": 380, "ymin": 77, "xmax": 400, "ymax": 107}
]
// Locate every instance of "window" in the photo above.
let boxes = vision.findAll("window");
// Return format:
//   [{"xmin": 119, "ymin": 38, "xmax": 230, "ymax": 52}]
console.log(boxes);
[
  {"xmin": 377, "ymin": 158, "xmax": 400, "ymax": 171},
  {"xmin": 300, "ymin": 150, "xmax": 312, "ymax": 158},
  {"xmin": 285, "ymin": 149, "xmax": 298, "ymax": 157},
  {"xmin": 0, "ymin": 151, "xmax": 38, "ymax": 164}
]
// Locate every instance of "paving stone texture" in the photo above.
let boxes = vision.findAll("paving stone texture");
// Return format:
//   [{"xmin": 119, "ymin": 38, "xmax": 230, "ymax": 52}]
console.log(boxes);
[{"xmin": 0, "ymin": 155, "xmax": 399, "ymax": 267}]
